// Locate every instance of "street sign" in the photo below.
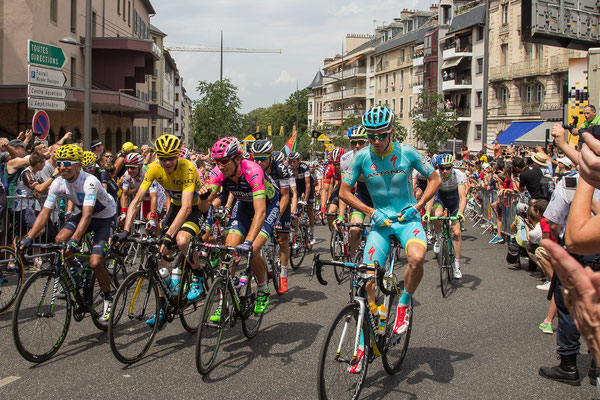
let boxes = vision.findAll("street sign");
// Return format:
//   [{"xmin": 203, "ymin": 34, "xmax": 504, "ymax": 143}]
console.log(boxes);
[
  {"xmin": 28, "ymin": 98, "xmax": 66, "ymax": 111},
  {"xmin": 325, "ymin": 143, "xmax": 335, "ymax": 151},
  {"xmin": 242, "ymin": 134, "xmax": 256, "ymax": 142},
  {"xmin": 32, "ymin": 110, "xmax": 50, "ymax": 139},
  {"xmin": 28, "ymin": 85, "xmax": 66, "ymax": 99},
  {"xmin": 28, "ymin": 65, "xmax": 66, "ymax": 87},
  {"xmin": 28, "ymin": 40, "xmax": 67, "ymax": 69},
  {"xmin": 317, "ymin": 134, "xmax": 331, "ymax": 142}
]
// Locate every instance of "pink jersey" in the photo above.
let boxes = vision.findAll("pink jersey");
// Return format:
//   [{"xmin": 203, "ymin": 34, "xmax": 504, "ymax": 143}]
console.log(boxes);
[{"xmin": 207, "ymin": 159, "xmax": 277, "ymax": 203}]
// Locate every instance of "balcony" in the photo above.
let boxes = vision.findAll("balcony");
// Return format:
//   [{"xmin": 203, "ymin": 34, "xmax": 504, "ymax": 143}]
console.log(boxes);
[
  {"xmin": 322, "ymin": 88, "xmax": 366, "ymax": 101},
  {"xmin": 413, "ymin": 56, "xmax": 424, "ymax": 67},
  {"xmin": 550, "ymin": 50, "xmax": 580, "ymax": 73},
  {"xmin": 442, "ymin": 45, "xmax": 472, "ymax": 60},
  {"xmin": 521, "ymin": 102, "xmax": 541, "ymax": 115},
  {"xmin": 322, "ymin": 109, "xmax": 366, "ymax": 119},
  {"xmin": 491, "ymin": 59, "xmax": 551, "ymax": 81},
  {"xmin": 323, "ymin": 67, "xmax": 367, "ymax": 82},
  {"xmin": 413, "ymin": 84, "xmax": 423, "ymax": 94},
  {"xmin": 497, "ymin": 105, "xmax": 507, "ymax": 116},
  {"xmin": 442, "ymin": 77, "xmax": 472, "ymax": 91},
  {"xmin": 489, "ymin": 65, "xmax": 510, "ymax": 81}
]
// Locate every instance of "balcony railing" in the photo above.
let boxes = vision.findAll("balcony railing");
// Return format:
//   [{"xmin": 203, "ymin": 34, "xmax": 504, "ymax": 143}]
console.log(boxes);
[
  {"xmin": 323, "ymin": 67, "xmax": 367, "ymax": 82},
  {"xmin": 491, "ymin": 58, "xmax": 559, "ymax": 81},
  {"xmin": 497, "ymin": 105, "xmax": 507, "ymax": 115},
  {"xmin": 322, "ymin": 88, "xmax": 366, "ymax": 101},
  {"xmin": 322, "ymin": 109, "xmax": 366, "ymax": 119},
  {"xmin": 521, "ymin": 102, "xmax": 541, "ymax": 115}
]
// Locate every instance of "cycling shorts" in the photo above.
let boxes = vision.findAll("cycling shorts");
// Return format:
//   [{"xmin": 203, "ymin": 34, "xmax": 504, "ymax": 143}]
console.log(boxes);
[
  {"xmin": 160, "ymin": 204, "xmax": 204, "ymax": 237},
  {"xmin": 226, "ymin": 199, "xmax": 280, "ymax": 240},
  {"xmin": 277, "ymin": 204, "xmax": 291, "ymax": 233},
  {"xmin": 433, "ymin": 191, "xmax": 459, "ymax": 217},
  {"xmin": 350, "ymin": 187, "xmax": 373, "ymax": 219},
  {"xmin": 63, "ymin": 214, "xmax": 115, "ymax": 256},
  {"xmin": 326, "ymin": 186, "xmax": 340, "ymax": 207},
  {"xmin": 362, "ymin": 217, "xmax": 427, "ymax": 268},
  {"xmin": 416, "ymin": 179, "xmax": 428, "ymax": 192}
]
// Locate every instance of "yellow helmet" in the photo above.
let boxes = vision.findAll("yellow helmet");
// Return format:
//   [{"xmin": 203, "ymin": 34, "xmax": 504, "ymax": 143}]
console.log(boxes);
[
  {"xmin": 154, "ymin": 134, "xmax": 181, "ymax": 158},
  {"xmin": 82, "ymin": 151, "xmax": 96, "ymax": 168},
  {"xmin": 55, "ymin": 144, "xmax": 83, "ymax": 162}
]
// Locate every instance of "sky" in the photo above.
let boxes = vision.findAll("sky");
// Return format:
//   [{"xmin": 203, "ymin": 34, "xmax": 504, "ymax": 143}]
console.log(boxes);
[{"xmin": 151, "ymin": 0, "xmax": 419, "ymax": 113}]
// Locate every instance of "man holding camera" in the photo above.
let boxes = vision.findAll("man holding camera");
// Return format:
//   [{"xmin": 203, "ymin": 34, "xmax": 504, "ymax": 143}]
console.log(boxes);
[{"xmin": 571, "ymin": 105, "xmax": 599, "ymax": 148}]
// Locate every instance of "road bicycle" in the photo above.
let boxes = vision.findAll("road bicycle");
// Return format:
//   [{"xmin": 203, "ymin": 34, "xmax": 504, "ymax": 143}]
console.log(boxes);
[
  {"xmin": 430, "ymin": 216, "xmax": 459, "ymax": 297},
  {"xmin": 290, "ymin": 200, "xmax": 312, "ymax": 270},
  {"xmin": 262, "ymin": 229, "xmax": 282, "ymax": 295},
  {"xmin": 331, "ymin": 220, "xmax": 370, "ymax": 284},
  {"xmin": 196, "ymin": 244, "xmax": 262, "ymax": 374},
  {"xmin": 0, "ymin": 245, "xmax": 25, "ymax": 315},
  {"xmin": 312, "ymin": 252, "xmax": 412, "ymax": 399},
  {"xmin": 12, "ymin": 243, "xmax": 124, "ymax": 362},
  {"xmin": 108, "ymin": 235, "xmax": 207, "ymax": 364}
]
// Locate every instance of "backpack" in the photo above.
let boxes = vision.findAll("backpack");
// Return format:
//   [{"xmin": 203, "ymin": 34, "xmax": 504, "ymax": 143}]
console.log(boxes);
[{"xmin": 539, "ymin": 175, "xmax": 555, "ymax": 200}]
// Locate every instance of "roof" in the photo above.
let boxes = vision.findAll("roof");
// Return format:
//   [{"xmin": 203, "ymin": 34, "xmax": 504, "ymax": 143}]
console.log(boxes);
[
  {"xmin": 141, "ymin": 0, "xmax": 156, "ymax": 15},
  {"xmin": 308, "ymin": 70, "xmax": 323, "ymax": 89},
  {"xmin": 448, "ymin": 4, "xmax": 486, "ymax": 34},
  {"xmin": 150, "ymin": 24, "xmax": 167, "ymax": 36},
  {"xmin": 373, "ymin": 27, "xmax": 428, "ymax": 56}
]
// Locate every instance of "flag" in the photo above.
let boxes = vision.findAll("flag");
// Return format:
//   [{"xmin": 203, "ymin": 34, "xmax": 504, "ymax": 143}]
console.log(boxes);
[
  {"xmin": 283, "ymin": 131, "xmax": 298, "ymax": 155},
  {"xmin": 268, "ymin": 123, "xmax": 272, "ymax": 137},
  {"xmin": 256, "ymin": 125, "xmax": 260, "ymax": 133},
  {"xmin": 280, "ymin": 124, "xmax": 284, "ymax": 136}
]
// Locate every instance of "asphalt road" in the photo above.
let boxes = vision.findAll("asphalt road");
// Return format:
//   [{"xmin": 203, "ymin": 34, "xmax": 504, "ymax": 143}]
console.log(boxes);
[{"xmin": 0, "ymin": 223, "xmax": 597, "ymax": 399}]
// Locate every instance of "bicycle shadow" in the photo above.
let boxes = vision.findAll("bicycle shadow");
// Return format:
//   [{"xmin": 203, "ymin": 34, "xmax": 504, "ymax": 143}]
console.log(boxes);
[
  {"xmin": 360, "ymin": 346, "xmax": 474, "ymax": 399},
  {"xmin": 120, "ymin": 328, "xmax": 197, "ymax": 370},
  {"xmin": 201, "ymin": 321, "xmax": 322, "ymax": 382},
  {"xmin": 267, "ymin": 285, "xmax": 328, "ymax": 312},
  {"xmin": 26, "ymin": 330, "xmax": 109, "ymax": 369}
]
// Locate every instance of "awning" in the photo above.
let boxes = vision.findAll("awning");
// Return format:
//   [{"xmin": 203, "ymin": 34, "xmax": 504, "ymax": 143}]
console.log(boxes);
[
  {"xmin": 496, "ymin": 121, "xmax": 555, "ymax": 145},
  {"xmin": 441, "ymin": 57, "xmax": 463, "ymax": 70},
  {"xmin": 345, "ymin": 55, "xmax": 363, "ymax": 66},
  {"xmin": 326, "ymin": 61, "xmax": 343, "ymax": 71}
]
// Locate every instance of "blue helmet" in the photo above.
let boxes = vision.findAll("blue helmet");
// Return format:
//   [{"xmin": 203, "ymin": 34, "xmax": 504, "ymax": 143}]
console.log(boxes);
[
  {"xmin": 347, "ymin": 124, "xmax": 368, "ymax": 139},
  {"xmin": 362, "ymin": 106, "xmax": 395, "ymax": 130},
  {"xmin": 431, "ymin": 154, "xmax": 440, "ymax": 167}
]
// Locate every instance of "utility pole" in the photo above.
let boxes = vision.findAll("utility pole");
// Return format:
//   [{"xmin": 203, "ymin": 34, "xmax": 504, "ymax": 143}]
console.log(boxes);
[
  {"xmin": 84, "ymin": 0, "xmax": 92, "ymax": 150},
  {"xmin": 341, "ymin": 41, "xmax": 345, "ymax": 127},
  {"xmin": 220, "ymin": 30, "xmax": 223, "ymax": 81},
  {"xmin": 481, "ymin": 1, "xmax": 490, "ymax": 153}
]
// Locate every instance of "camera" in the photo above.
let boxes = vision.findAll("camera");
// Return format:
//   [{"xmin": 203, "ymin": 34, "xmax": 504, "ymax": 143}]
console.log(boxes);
[
  {"xmin": 563, "ymin": 115, "xmax": 579, "ymax": 131},
  {"xmin": 564, "ymin": 176, "xmax": 577, "ymax": 189},
  {"xmin": 32, "ymin": 131, "xmax": 44, "ymax": 137}
]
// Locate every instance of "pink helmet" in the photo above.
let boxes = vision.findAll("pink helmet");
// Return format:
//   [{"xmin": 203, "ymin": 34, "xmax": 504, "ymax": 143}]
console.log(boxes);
[
  {"xmin": 211, "ymin": 137, "xmax": 240, "ymax": 159},
  {"xmin": 179, "ymin": 146, "xmax": 190, "ymax": 160},
  {"xmin": 125, "ymin": 152, "xmax": 144, "ymax": 166}
]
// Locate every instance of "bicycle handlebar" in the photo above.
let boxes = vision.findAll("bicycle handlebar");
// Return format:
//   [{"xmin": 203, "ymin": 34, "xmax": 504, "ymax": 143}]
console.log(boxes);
[
  {"xmin": 429, "ymin": 216, "xmax": 460, "ymax": 221},
  {"xmin": 311, "ymin": 254, "xmax": 387, "ymax": 291}
]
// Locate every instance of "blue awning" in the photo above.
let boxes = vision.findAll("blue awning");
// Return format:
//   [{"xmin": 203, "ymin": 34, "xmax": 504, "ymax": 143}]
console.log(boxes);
[{"xmin": 496, "ymin": 122, "xmax": 543, "ymax": 145}]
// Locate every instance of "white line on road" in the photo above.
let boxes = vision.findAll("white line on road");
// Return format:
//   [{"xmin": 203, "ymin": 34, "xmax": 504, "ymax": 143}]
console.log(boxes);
[{"xmin": 0, "ymin": 376, "xmax": 21, "ymax": 388}]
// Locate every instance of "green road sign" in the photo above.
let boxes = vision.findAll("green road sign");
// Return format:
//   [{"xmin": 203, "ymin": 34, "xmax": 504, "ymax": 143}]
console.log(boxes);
[{"xmin": 28, "ymin": 40, "xmax": 66, "ymax": 69}]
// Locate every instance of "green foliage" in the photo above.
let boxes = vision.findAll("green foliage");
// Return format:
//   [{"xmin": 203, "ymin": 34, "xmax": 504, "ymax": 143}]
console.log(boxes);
[
  {"xmin": 192, "ymin": 79, "xmax": 242, "ymax": 151},
  {"xmin": 411, "ymin": 88, "xmax": 459, "ymax": 153}
]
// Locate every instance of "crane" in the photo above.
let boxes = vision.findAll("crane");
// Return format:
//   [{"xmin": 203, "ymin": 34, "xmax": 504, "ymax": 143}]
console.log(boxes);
[{"xmin": 165, "ymin": 31, "xmax": 282, "ymax": 80}]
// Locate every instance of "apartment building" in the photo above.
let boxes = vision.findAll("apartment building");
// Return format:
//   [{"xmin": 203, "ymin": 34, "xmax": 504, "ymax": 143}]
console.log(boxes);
[
  {"xmin": 486, "ymin": 0, "xmax": 586, "ymax": 147},
  {"xmin": 173, "ymin": 72, "xmax": 183, "ymax": 140},
  {"xmin": 307, "ymin": 71, "xmax": 323, "ymax": 131},
  {"xmin": 182, "ymin": 92, "xmax": 193, "ymax": 148},
  {"xmin": 0, "ymin": 0, "xmax": 162, "ymax": 151}
]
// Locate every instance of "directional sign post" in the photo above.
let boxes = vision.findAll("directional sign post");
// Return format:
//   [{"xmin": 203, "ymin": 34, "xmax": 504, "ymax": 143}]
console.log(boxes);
[
  {"xmin": 28, "ymin": 85, "xmax": 66, "ymax": 99},
  {"xmin": 28, "ymin": 98, "xmax": 66, "ymax": 112},
  {"xmin": 28, "ymin": 40, "xmax": 67, "ymax": 69},
  {"xmin": 28, "ymin": 65, "xmax": 66, "ymax": 87},
  {"xmin": 27, "ymin": 40, "xmax": 68, "ymax": 112}
]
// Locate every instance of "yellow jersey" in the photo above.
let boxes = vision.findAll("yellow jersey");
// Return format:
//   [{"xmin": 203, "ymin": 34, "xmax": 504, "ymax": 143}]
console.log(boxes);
[{"xmin": 140, "ymin": 159, "xmax": 202, "ymax": 205}]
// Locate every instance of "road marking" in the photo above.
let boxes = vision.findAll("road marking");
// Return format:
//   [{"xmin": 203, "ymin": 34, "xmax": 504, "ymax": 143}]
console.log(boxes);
[{"xmin": 0, "ymin": 376, "xmax": 20, "ymax": 388}]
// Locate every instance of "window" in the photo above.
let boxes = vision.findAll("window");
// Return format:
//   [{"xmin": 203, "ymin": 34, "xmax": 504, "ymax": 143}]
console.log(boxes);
[
  {"xmin": 400, "ymin": 49, "xmax": 405, "ymax": 60},
  {"xmin": 400, "ymin": 97, "xmax": 404, "ymax": 118},
  {"xmin": 524, "ymin": 42, "xmax": 533, "ymax": 60},
  {"xmin": 476, "ymin": 58, "xmax": 483, "ymax": 74},
  {"xmin": 92, "ymin": 12, "xmax": 97, "ymax": 37},
  {"xmin": 123, "ymin": 0, "xmax": 126, "ymax": 20},
  {"xmin": 50, "ymin": 0, "xmax": 57, "ymax": 23},
  {"xmin": 392, "ymin": 72, "xmax": 396, "ymax": 91},
  {"xmin": 118, "ymin": 0, "xmax": 121, "ymax": 14},
  {"xmin": 400, "ymin": 70, "xmax": 404, "ymax": 89},
  {"xmin": 536, "ymin": 83, "xmax": 544, "ymax": 104},
  {"xmin": 175, "ymin": 93, "xmax": 179, "ymax": 101},
  {"xmin": 385, "ymin": 74, "xmax": 389, "ymax": 90},
  {"xmin": 476, "ymin": 26, "xmax": 484, "ymax": 41},
  {"xmin": 392, "ymin": 98, "xmax": 396, "ymax": 112},
  {"xmin": 476, "ymin": 91, "xmax": 483, "ymax": 107},
  {"xmin": 536, "ymin": 44, "xmax": 544, "ymax": 60},
  {"xmin": 175, "ymin": 109, "xmax": 179, "ymax": 117},
  {"xmin": 502, "ymin": 4, "xmax": 509, "ymax": 25},
  {"xmin": 70, "ymin": 0, "xmax": 77, "ymax": 33},
  {"xmin": 500, "ymin": 87, "xmax": 508, "ymax": 105},
  {"xmin": 70, "ymin": 57, "xmax": 76, "ymax": 86},
  {"xmin": 475, "ymin": 124, "xmax": 482, "ymax": 140},
  {"xmin": 523, "ymin": 85, "xmax": 533, "ymax": 103},
  {"xmin": 501, "ymin": 44, "xmax": 508, "ymax": 66},
  {"xmin": 128, "ymin": 1, "xmax": 131, "ymax": 26}
]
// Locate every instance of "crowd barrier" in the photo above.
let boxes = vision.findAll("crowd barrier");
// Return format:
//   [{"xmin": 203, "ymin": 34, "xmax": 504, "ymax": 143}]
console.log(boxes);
[{"xmin": 467, "ymin": 189, "xmax": 529, "ymax": 238}]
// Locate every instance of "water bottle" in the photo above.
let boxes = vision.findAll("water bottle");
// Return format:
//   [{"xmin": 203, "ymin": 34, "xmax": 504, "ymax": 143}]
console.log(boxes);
[
  {"xmin": 171, "ymin": 267, "xmax": 182, "ymax": 295},
  {"xmin": 238, "ymin": 272, "xmax": 249, "ymax": 291},
  {"xmin": 376, "ymin": 305, "xmax": 388, "ymax": 335},
  {"xmin": 68, "ymin": 259, "xmax": 84, "ymax": 288},
  {"xmin": 81, "ymin": 267, "xmax": 92, "ymax": 290},
  {"xmin": 343, "ymin": 229, "xmax": 349, "ymax": 244},
  {"xmin": 159, "ymin": 267, "xmax": 172, "ymax": 289}
]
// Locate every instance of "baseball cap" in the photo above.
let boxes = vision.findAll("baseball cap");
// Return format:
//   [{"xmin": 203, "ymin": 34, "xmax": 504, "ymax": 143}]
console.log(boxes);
[
  {"xmin": 121, "ymin": 142, "xmax": 138, "ymax": 152},
  {"xmin": 557, "ymin": 157, "xmax": 573, "ymax": 168},
  {"xmin": 9, "ymin": 139, "xmax": 25, "ymax": 148},
  {"xmin": 91, "ymin": 139, "xmax": 103, "ymax": 148}
]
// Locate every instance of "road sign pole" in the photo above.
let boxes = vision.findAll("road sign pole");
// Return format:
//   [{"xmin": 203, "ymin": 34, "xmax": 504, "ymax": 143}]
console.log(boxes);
[{"xmin": 84, "ymin": 0, "xmax": 92, "ymax": 150}]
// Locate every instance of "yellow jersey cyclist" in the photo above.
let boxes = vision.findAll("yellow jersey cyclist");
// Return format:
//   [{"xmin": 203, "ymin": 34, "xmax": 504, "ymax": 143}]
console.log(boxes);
[
  {"xmin": 205, "ymin": 137, "xmax": 280, "ymax": 316},
  {"xmin": 117, "ymin": 134, "xmax": 211, "ymax": 326},
  {"xmin": 20, "ymin": 144, "xmax": 118, "ymax": 322},
  {"xmin": 340, "ymin": 106, "xmax": 441, "ymax": 341}
]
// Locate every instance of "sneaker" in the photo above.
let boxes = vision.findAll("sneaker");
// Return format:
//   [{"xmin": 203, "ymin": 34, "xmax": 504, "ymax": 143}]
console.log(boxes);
[
  {"xmin": 536, "ymin": 280, "xmax": 551, "ymax": 291},
  {"xmin": 56, "ymin": 288, "xmax": 67, "ymax": 299},
  {"xmin": 209, "ymin": 308, "xmax": 222, "ymax": 323},
  {"xmin": 254, "ymin": 290, "xmax": 270, "ymax": 314},
  {"xmin": 539, "ymin": 321, "xmax": 554, "ymax": 334},
  {"xmin": 393, "ymin": 302, "xmax": 412, "ymax": 335},
  {"xmin": 347, "ymin": 348, "xmax": 365, "ymax": 374},
  {"xmin": 433, "ymin": 239, "xmax": 441, "ymax": 254},
  {"xmin": 489, "ymin": 235, "xmax": 500, "ymax": 244},
  {"xmin": 187, "ymin": 277, "xmax": 204, "ymax": 301},
  {"xmin": 33, "ymin": 257, "xmax": 43, "ymax": 271},
  {"xmin": 453, "ymin": 264, "xmax": 463, "ymax": 279},
  {"xmin": 6, "ymin": 262, "xmax": 18, "ymax": 273},
  {"xmin": 145, "ymin": 309, "xmax": 165, "ymax": 328},
  {"xmin": 99, "ymin": 299, "xmax": 112, "ymax": 322},
  {"xmin": 278, "ymin": 277, "xmax": 288, "ymax": 294},
  {"xmin": 0, "ymin": 275, "xmax": 5, "ymax": 286}
]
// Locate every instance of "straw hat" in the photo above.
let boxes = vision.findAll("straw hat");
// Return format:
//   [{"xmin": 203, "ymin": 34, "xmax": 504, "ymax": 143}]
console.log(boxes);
[{"xmin": 531, "ymin": 152, "xmax": 548, "ymax": 166}]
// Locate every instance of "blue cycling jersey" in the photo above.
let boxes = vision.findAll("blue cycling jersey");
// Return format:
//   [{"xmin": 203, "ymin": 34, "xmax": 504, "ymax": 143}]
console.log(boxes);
[{"xmin": 343, "ymin": 142, "xmax": 434, "ymax": 216}]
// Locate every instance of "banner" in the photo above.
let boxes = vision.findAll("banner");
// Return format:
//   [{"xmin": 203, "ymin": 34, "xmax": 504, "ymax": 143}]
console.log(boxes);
[
  {"xmin": 280, "ymin": 124, "xmax": 284, "ymax": 136},
  {"xmin": 283, "ymin": 131, "xmax": 298, "ymax": 155},
  {"xmin": 268, "ymin": 123, "xmax": 272, "ymax": 137},
  {"xmin": 256, "ymin": 125, "xmax": 260, "ymax": 133}
]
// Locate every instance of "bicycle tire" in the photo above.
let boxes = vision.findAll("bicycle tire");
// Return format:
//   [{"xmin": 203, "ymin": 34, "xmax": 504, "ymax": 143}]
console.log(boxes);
[
  {"xmin": 439, "ymin": 239, "xmax": 451, "ymax": 297},
  {"xmin": 317, "ymin": 302, "xmax": 369, "ymax": 400},
  {"xmin": 0, "ymin": 246, "xmax": 24, "ymax": 315},
  {"xmin": 332, "ymin": 232, "xmax": 347, "ymax": 283},
  {"xmin": 108, "ymin": 270, "xmax": 160, "ymax": 364},
  {"xmin": 12, "ymin": 269, "xmax": 71, "ymax": 363},
  {"xmin": 290, "ymin": 227, "xmax": 307, "ymax": 270},
  {"xmin": 270, "ymin": 245, "xmax": 282, "ymax": 296},
  {"xmin": 241, "ymin": 272, "xmax": 264, "ymax": 338},
  {"xmin": 196, "ymin": 276, "xmax": 226, "ymax": 374},
  {"xmin": 382, "ymin": 295, "xmax": 412, "ymax": 375},
  {"xmin": 90, "ymin": 254, "xmax": 128, "ymax": 331},
  {"xmin": 180, "ymin": 264, "xmax": 205, "ymax": 334}
]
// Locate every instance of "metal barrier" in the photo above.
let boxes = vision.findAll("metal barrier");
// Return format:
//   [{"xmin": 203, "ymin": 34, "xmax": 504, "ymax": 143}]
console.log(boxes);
[{"xmin": 466, "ymin": 189, "xmax": 530, "ymax": 239}]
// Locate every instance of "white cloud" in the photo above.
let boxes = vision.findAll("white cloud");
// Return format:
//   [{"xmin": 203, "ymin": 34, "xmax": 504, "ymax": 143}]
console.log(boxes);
[
  {"xmin": 332, "ymin": 2, "xmax": 362, "ymax": 17},
  {"xmin": 272, "ymin": 70, "xmax": 295, "ymax": 85}
]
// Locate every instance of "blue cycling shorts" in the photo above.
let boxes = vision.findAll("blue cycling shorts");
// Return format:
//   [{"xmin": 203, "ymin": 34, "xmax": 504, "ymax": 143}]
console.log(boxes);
[
  {"xmin": 226, "ymin": 199, "xmax": 280, "ymax": 240},
  {"xmin": 362, "ymin": 217, "xmax": 427, "ymax": 268}
]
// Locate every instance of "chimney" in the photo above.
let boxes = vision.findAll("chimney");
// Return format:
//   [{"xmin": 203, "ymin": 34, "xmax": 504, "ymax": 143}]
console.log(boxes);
[{"xmin": 400, "ymin": 8, "xmax": 412, "ymax": 20}]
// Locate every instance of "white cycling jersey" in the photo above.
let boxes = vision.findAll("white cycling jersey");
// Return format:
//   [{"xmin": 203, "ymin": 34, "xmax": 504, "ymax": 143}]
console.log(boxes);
[
  {"xmin": 44, "ymin": 171, "xmax": 116, "ymax": 219},
  {"xmin": 437, "ymin": 169, "xmax": 467, "ymax": 192}
]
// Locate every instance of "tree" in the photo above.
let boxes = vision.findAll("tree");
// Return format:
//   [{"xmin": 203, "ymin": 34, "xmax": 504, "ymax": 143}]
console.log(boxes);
[
  {"xmin": 285, "ymin": 88, "xmax": 309, "ymax": 136},
  {"xmin": 192, "ymin": 79, "xmax": 242, "ymax": 151},
  {"xmin": 411, "ymin": 88, "xmax": 458, "ymax": 153}
]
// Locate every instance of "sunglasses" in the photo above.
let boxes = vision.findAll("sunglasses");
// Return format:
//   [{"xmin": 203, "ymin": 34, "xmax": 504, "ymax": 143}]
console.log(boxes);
[
  {"xmin": 57, "ymin": 161, "xmax": 79, "ymax": 167},
  {"xmin": 158, "ymin": 156, "xmax": 177, "ymax": 163},
  {"xmin": 439, "ymin": 166, "xmax": 452, "ymax": 171},
  {"xmin": 214, "ymin": 158, "xmax": 233, "ymax": 166},
  {"xmin": 367, "ymin": 128, "xmax": 392, "ymax": 141},
  {"xmin": 350, "ymin": 139, "xmax": 368, "ymax": 146},
  {"xmin": 104, "ymin": 154, "xmax": 114, "ymax": 158},
  {"xmin": 254, "ymin": 155, "xmax": 270, "ymax": 162},
  {"xmin": 83, "ymin": 165, "xmax": 94, "ymax": 171},
  {"xmin": 126, "ymin": 165, "xmax": 140, "ymax": 169}
]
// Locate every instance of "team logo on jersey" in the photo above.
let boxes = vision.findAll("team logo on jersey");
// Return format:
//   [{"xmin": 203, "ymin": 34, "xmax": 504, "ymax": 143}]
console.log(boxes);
[
  {"xmin": 77, "ymin": 193, "xmax": 85, "ymax": 203},
  {"xmin": 370, "ymin": 164, "xmax": 377, "ymax": 171}
]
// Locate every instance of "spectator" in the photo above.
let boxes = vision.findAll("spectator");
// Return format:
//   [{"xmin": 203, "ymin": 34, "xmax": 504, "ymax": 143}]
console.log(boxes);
[
  {"xmin": 462, "ymin": 146, "xmax": 470, "ymax": 161},
  {"xmin": 484, "ymin": 139, "xmax": 502, "ymax": 160},
  {"xmin": 114, "ymin": 142, "xmax": 138, "ymax": 178},
  {"xmin": 91, "ymin": 139, "xmax": 105, "ymax": 162},
  {"xmin": 513, "ymin": 153, "xmax": 549, "ymax": 200},
  {"xmin": 555, "ymin": 157, "xmax": 575, "ymax": 180},
  {"xmin": 571, "ymin": 105, "xmax": 599, "ymax": 148}
]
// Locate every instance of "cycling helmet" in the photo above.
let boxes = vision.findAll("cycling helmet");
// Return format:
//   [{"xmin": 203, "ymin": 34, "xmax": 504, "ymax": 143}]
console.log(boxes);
[
  {"xmin": 431, "ymin": 154, "xmax": 440, "ymax": 168},
  {"xmin": 272, "ymin": 151, "xmax": 285, "ymax": 162},
  {"xmin": 55, "ymin": 144, "xmax": 83, "ymax": 162},
  {"xmin": 347, "ymin": 124, "xmax": 368, "ymax": 139},
  {"xmin": 329, "ymin": 148, "xmax": 345, "ymax": 163},
  {"xmin": 211, "ymin": 137, "xmax": 240, "ymax": 159},
  {"xmin": 125, "ymin": 152, "xmax": 144, "ymax": 167},
  {"xmin": 439, "ymin": 153, "xmax": 455, "ymax": 166},
  {"xmin": 242, "ymin": 151, "xmax": 252, "ymax": 160},
  {"xmin": 250, "ymin": 139, "xmax": 273, "ymax": 154},
  {"xmin": 81, "ymin": 151, "xmax": 96, "ymax": 168},
  {"xmin": 154, "ymin": 134, "xmax": 181, "ymax": 158},
  {"xmin": 288, "ymin": 151, "xmax": 300, "ymax": 160},
  {"xmin": 179, "ymin": 146, "xmax": 191, "ymax": 160},
  {"xmin": 362, "ymin": 106, "xmax": 395, "ymax": 130}
]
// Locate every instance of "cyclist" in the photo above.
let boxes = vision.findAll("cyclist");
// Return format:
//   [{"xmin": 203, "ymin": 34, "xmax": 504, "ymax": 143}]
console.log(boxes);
[
  {"xmin": 339, "ymin": 106, "xmax": 441, "ymax": 340},
  {"xmin": 424, "ymin": 153, "xmax": 467, "ymax": 279},
  {"xmin": 251, "ymin": 140, "xmax": 297, "ymax": 294},
  {"xmin": 321, "ymin": 148, "xmax": 345, "ymax": 230},
  {"xmin": 288, "ymin": 151, "xmax": 316, "ymax": 244},
  {"xmin": 205, "ymin": 137, "xmax": 280, "ymax": 315},
  {"xmin": 335, "ymin": 125, "xmax": 371, "ymax": 255},
  {"xmin": 20, "ymin": 144, "xmax": 117, "ymax": 321},
  {"xmin": 81, "ymin": 151, "xmax": 119, "ymax": 205},
  {"xmin": 119, "ymin": 134, "xmax": 210, "ymax": 325}
]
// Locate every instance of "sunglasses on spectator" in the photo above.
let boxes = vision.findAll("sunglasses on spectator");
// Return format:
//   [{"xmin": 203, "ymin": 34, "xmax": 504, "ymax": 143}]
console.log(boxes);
[
  {"xmin": 350, "ymin": 139, "xmax": 368, "ymax": 146},
  {"xmin": 367, "ymin": 128, "xmax": 392, "ymax": 141},
  {"xmin": 439, "ymin": 166, "xmax": 452, "ymax": 171},
  {"xmin": 158, "ymin": 156, "xmax": 177, "ymax": 163},
  {"xmin": 214, "ymin": 158, "xmax": 233, "ymax": 166},
  {"xmin": 57, "ymin": 161, "xmax": 79, "ymax": 167},
  {"xmin": 254, "ymin": 155, "xmax": 270, "ymax": 162},
  {"xmin": 104, "ymin": 154, "xmax": 114, "ymax": 158}
]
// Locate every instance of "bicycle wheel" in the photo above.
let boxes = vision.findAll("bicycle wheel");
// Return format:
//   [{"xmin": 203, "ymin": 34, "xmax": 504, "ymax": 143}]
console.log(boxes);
[
  {"xmin": 180, "ymin": 266, "xmax": 205, "ymax": 334},
  {"xmin": 332, "ymin": 232, "xmax": 347, "ymax": 284},
  {"xmin": 196, "ymin": 276, "xmax": 226, "ymax": 375},
  {"xmin": 290, "ymin": 228, "xmax": 307, "ymax": 270},
  {"xmin": 0, "ymin": 246, "xmax": 24, "ymax": 315},
  {"xmin": 109, "ymin": 270, "xmax": 160, "ymax": 364},
  {"xmin": 12, "ymin": 269, "xmax": 71, "ymax": 363},
  {"xmin": 90, "ymin": 255, "xmax": 128, "ymax": 331},
  {"xmin": 439, "ymin": 239, "xmax": 451, "ymax": 297},
  {"xmin": 382, "ymin": 294, "xmax": 412, "ymax": 375},
  {"xmin": 241, "ymin": 273, "xmax": 263, "ymax": 339},
  {"xmin": 270, "ymin": 244, "xmax": 282, "ymax": 295},
  {"xmin": 317, "ymin": 302, "xmax": 369, "ymax": 400}
]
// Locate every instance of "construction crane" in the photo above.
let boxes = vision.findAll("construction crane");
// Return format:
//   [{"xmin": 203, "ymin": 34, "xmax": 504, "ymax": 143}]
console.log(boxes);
[{"xmin": 165, "ymin": 31, "xmax": 282, "ymax": 80}]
